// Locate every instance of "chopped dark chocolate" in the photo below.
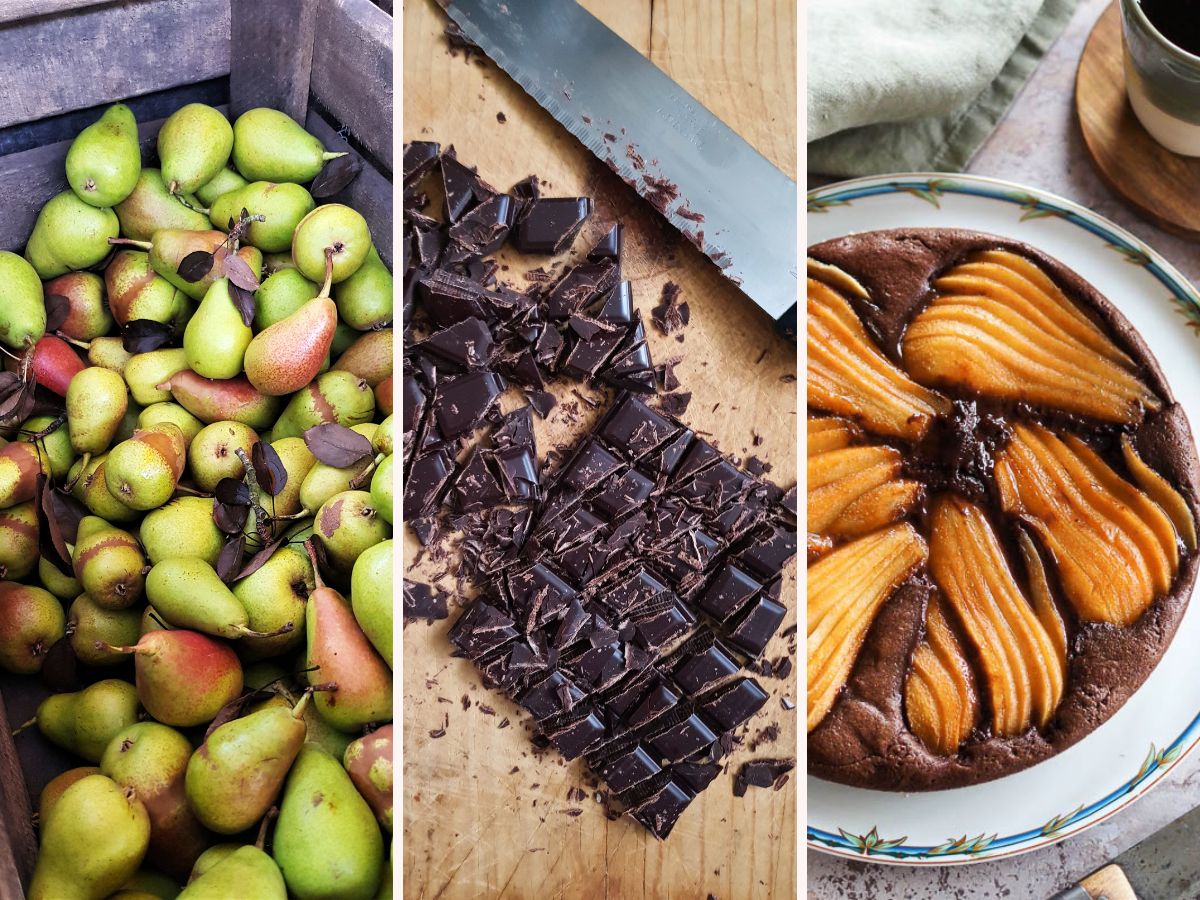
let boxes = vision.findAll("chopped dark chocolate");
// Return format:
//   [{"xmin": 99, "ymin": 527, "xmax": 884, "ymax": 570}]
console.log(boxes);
[
  {"xmin": 433, "ymin": 372, "xmax": 506, "ymax": 438},
  {"xmin": 403, "ymin": 580, "xmax": 450, "ymax": 625},
  {"xmin": 514, "ymin": 197, "xmax": 593, "ymax": 254},
  {"xmin": 403, "ymin": 141, "xmax": 440, "ymax": 184},
  {"xmin": 733, "ymin": 759, "xmax": 794, "ymax": 797}
]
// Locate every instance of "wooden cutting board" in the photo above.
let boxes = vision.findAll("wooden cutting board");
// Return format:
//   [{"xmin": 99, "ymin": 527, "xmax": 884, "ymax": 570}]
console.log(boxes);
[{"xmin": 401, "ymin": 1, "xmax": 798, "ymax": 897}]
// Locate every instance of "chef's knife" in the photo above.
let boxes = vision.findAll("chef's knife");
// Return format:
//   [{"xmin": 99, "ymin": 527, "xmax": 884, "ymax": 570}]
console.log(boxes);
[
  {"xmin": 1049, "ymin": 803, "xmax": 1200, "ymax": 899},
  {"xmin": 443, "ymin": 0, "xmax": 799, "ymax": 336}
]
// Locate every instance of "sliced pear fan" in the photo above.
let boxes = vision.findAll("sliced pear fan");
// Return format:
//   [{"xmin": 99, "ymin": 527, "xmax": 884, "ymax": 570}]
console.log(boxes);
[
  {"xmin": 807, "ymin": 270, "xmax": 950, "ymax": 441},
  {"xmin": 807, "ymin": 523, "xmax": 927, "ymax": 732},
  {"xmin": 807, "ymin": 428, "xmax": 923, "ymax": 540},
  {"xmin": 905, "ymin": 594, "xmax": 980, "ymax": 756},
  {"xmin": 928, "ymin": 494, "xmax": 1064, "ymax": 736},
  {"xmin": 1121, "ymin": 433, "xmax": 1197, "ymax": 552},
  {"xmin": 902, "ymin": 252, "xmax": 1159, "ymax": 424},
  {"xmin": 1016, "ymin": 531, "xmax": 1069, "ymax": 671},
  {"xmin": 996, "ymin": 424, "xmax": 1179, "ymax": 626},
  {"xmin": 807, "ymin": 416, "xmax": 862, "ymax": 457}
]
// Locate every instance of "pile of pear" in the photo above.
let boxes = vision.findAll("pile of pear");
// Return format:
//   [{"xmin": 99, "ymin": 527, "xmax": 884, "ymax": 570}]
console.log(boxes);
[{"xmin": 0, "ymin": 101, "xmax": 395, "ymax": 900}]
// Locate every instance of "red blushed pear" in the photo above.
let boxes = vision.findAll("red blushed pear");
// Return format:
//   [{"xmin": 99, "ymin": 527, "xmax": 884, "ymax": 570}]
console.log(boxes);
[
  {"xmin": 374, "ymin": 376, "xmax": 392, "ymax": 417},
  {"xmin": 304, "ymin": 542, "xmax": 391, "ymax": 732},
  {"xmin": 42, "ymin": 271, "xmax": 113, "ymax": 341},
  {"xmin": 4, "ymin": 335, "xmax": 85, "ymax": 397},
  {"xmin": 0, "ymin": 441, "xmax": 49, "ymax": 509},
  {"xmin": 157, "ymin": 370, "xmax": 283, "ymax": 431},
  {"xmin": 100, "ymin": 629, "xmax": 243, "ymax": 728},
  {"xmin": 343, "ymin": 725, "xmax": 392, "ymax": 832}
]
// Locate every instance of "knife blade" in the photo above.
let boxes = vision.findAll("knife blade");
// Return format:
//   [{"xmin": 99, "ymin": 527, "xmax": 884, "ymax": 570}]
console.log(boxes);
[
  {"xmin": 443, "ymin": 0, "xmax": 798, "ymax": 332},
  {"xmin": 1049, "ymin": 803, "xmax": 1200, "ymax": 899}
]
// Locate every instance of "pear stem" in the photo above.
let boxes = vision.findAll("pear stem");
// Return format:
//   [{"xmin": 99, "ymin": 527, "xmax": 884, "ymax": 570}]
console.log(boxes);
[
  {"xmin": 322, "ymin": 151, "xmax": 348, "ymax": 161},
  {"xmin": 95, "ymin": 640, "xmax": 136, "ymax": 655},
  {"xmin": 348, "ymin": 453, "xmax": 385, "ymax": 490},
  {"xmin": 11, "ymin": 716, "xmax": 36, "ymax": 737},
  {"xmin": 237, "ymin": 621, "xmax": 295, "ymax": 639},
  {"xmin": 63, "ymin": 452, "xmax": 90, "ymax": 492},
  {"xmin": 234, "ymin": 447, "xmax": 274, "ymax": 541},
  {"xmin": 304, "ymin": 539, "xmax": 326, "ymax": 590},
  {"xmin": 319, "ymin": 247, "xmax": 335, "ymax": 300},
  {"xmin": 172, "ymin": 193, "xmax": 208, "ymax": 215},
  {"xmin": 107, "ymin": 238, "xmax": 153, "ymax": 251},
  {"xmin": 271, "ymin": 508, "xmax": 311, "ymax": 522},
  {"xmin": 255, "ymin": 807, "xmax": 278, "ymax": 851},
  {"xmin": 54, "ymin": 333, "xmax": 91, "ymax": 351},
  {"xmin": 291, "ymin": 690, "xmax": 314, "ymax": 720}
]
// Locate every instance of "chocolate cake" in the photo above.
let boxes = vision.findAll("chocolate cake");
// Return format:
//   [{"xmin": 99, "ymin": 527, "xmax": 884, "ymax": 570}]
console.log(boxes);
[{"xmin": 805, "ymin": 227, "xmax": 1200, "ymax": 791}]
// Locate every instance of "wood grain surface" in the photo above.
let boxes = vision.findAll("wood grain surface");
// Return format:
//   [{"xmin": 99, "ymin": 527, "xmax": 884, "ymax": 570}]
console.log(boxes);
[
  {"xmin": 1076, "ymin": 1, "xmax": 1200, "ymax": 240},
  {"xmin": 402, "ymin": 1, "xmax": 798, "ymax": 898}
]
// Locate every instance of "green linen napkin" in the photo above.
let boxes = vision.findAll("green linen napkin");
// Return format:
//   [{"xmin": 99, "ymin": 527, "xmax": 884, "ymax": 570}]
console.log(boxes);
[{"xmin": 808, "ymin": 0, "xmax": 1079, "ymax": 176}]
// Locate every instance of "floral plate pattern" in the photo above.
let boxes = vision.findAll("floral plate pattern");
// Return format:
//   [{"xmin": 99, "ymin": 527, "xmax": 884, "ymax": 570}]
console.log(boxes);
[{"xmin": 807, "ymin": 173, "xmax": 1200, "ymax": 864}]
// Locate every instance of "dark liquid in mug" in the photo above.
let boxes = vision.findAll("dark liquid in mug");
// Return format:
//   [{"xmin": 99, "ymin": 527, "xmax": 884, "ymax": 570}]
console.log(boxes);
[{"xmin": 1139, "ymin": 0, "xmax": 1200, "ymax": 56}]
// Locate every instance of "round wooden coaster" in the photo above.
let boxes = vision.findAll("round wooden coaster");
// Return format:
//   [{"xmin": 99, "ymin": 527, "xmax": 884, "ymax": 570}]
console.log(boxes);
[{"xmin": 1076, "ymin": 1, "xmax": 1200, "ymax": 241}]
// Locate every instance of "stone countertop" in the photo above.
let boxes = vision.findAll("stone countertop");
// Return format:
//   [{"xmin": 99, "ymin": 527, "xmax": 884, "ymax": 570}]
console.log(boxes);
[{"xmin": 806, "ymin": 0, "xmax": 1200, "ymax": 896}]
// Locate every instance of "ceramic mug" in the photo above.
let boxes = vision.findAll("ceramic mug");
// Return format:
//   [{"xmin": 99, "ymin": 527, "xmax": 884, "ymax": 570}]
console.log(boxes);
[{"xmin": 1121, "ymin": 0, "xmax": 1200, "ymax": 156}]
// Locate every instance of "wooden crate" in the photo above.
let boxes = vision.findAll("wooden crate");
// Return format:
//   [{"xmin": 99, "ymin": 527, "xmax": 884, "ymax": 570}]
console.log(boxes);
[{"xmin": 0, "ymin": 1, "xmax": 393, "ymax": 894}]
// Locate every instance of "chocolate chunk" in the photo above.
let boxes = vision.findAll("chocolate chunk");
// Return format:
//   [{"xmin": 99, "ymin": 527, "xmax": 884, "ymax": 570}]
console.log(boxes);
[
  {"xmin": 560, "ymin": 439, "xmax": 623, "ymax": 492},
  {"xmin": 419, "ymin": 269, "xmax": 491, "ymax": 326},
  {"xmin": 433, "ymin": 372, "xmax": 506, "ymax": 438},
  {"xmin": 632, "ymin": 602, "xmax": 695, "ymax": 649},
  {"xmin": 628, "ymin": 779, "xmax": 693, "ymax": 839},
  {"xmin": 738, "ymin": 525, "xmax": 798, "ymax": 580},
  {"xmin": 403, "ymin": 141, "xmax": 440, "ymax": 184},
  {"xmin": 649, "ymin": 715, "xmax": 717, "ymax": 763},
  {"xmin": 700, "ymin": 677, "xmax": 770, "ymax": 731},
  {"xmin": 651, "ymin": 282, "xmax": 688, "ymax": 335},
  {"xmin": 673, "ymin": 761, "xmax": 721, "ymax": 794},
  {"xmin": 592, "ymin": 467, "xmax": 654, "ymax": 518},
  {"xmin": 726, "ymin": 596, "xmax": 787, "ymax": 658},
  {"xmin": 448, "ymin": 601, "xmax": 520, "ymax": 659},
  {"xmin": 587, "ymin": 223, "xmax": 623, "ymax": 265},
  {"xmin": 658, "ymin": 392, "xmax": 691, "ymax": 417},
  {"xmin": 733, "ymin": 759, "xmax": 794, "ymax": 797},
  {"xmin": 641, "ymin": 428, "xmax": 694, "ymax": 477},
  {"xmin": 402, "ymin": 580, "xmax": 450, "ymax": 624},
  {"xmin": 549, "ymin": 710, "xmax": 606, "ymax": 760},
  {"xmin": 448, "ymin": 194, "xmax": 516, "ymax": 254},
  {"xmin": 402, "ymin": 450, "xmax": 454, "ymax": 519},
  {"xmin": 440, "ymin": 151, "xmax": 491, "ymax": 222},
  {"xmin": 544, "ymin": 259, "xmax": 618, "ymax": 319},
  {"xmin": 420, "ymin": 316, "xmax": 495, "ymax": 369},
  {"xmin": 520, "ymin": 672, "xmax": 585, "ymax": 721},
  {"xmin": 698, "ymin": 564, "xmax": 762, "ymax": 622},
  {"xmin": 598, "ymin": 395, "xmax": 678, "ymax": 460},
  {"xmin": 451, "ymin": 449, "xmax": 505, "ymax": 513},
  {"xmin": 514, "ymin": 197, "xmax": 593, "ymax": 254},
  {"xmin": 600, "ymin": 745, "xmax": 661, "ymax": 794},
  {"xmin": 528, "ymin": 390, "xmax": 557, "ymax": 418},
  {"xmin": 627, "ymin": 682, "xmax": 680, "ymax": 729},
  {"xmin": 674, "ymin": 643, "xmax": 740, "ymax": 695}
]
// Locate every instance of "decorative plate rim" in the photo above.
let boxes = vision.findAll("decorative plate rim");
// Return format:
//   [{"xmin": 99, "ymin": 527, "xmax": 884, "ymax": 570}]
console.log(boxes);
[{"xmin": 806, "ymin": 171, "xmax": 1200, "ymax": 865}]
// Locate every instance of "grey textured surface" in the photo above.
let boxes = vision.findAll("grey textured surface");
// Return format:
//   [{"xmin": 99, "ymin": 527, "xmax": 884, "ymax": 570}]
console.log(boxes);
[{"xmin": 807, "ymin": 0, "xmax": 1200, "ymax": 895}]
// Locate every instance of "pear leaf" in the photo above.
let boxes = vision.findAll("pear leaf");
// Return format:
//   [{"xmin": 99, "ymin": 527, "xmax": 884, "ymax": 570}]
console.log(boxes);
[
  {"xmin": 251, "ymin": 441, "xmax": 287, "ymax": 496},
  {"xmin": 178, "ymin": 249, "xmax": 216, "ymax": 283},
  {"xmin": 122, "ymin": 319, "xmax": 174, "ymax": 353},
  {"xmin": 303, "ymin": 423, "xmax": 374, "ymax": 467},
  {"xmin": 0, "ymin": 373, "xmax": 35, "ymax": 426},
  {"xmin": 35, "ymin": 476, "xmax": 73, "ymax": 575},
  {"xmin": 216, "ymin": 534, "xmax": 246, "ymax": 583},
  {"xmin": 311, "ymin": 153, "xmax": 363, "ymax": 199},
  {"xmin": 44, "ymin": 294, "xmax": 70, "ymax": 332},
  {"xmin": 223, "ymin": 253, "xmax": 261, "ymax": 292},
  {"xmin": 237, "ymin": 535, "xmax": 285, "ymax": 581},
  {"xmin": 229, "ymin": 282, "xmax": 256, "ymax": 328},
  {"xmin": 215, "ymin": 477, "xmax": 251, "ymax": 507}
]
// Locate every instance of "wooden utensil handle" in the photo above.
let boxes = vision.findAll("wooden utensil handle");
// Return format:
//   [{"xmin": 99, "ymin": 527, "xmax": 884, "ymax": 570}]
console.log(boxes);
[{"xmin": 1049, "ymin": 864, "xmax": 1138, "ymax": 900}]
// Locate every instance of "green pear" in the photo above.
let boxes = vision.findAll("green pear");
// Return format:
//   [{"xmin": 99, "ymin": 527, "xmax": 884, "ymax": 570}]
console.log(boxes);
[
  {"xmin": 315, "ymin": 491, "xmax": 390, "ymax": 574},
  {"xmin": 115, "ymin": 168, "xmax": 209, "ymax": 241},
  {"xmin": 292, "ymin": 204, "xmax": 371, "ymax": 284},
  {"xmin": 116, "ymin": 869, "xmax": 183, "ymax": 900},
  {"xmin": 333, "ymin": 321, "xmax": 359, "ymax": 357},
  {"xmin": 158, "ymin": 104, "xmax": 234, "ymax": 194},
  {"xmin": 254, "ymin": 268, "xmax": 319, "ymax": 330},
  {"xmin": 188, "ymin": 420, "xmax": 257, "ymax": 491},
  {"xmin": 34, "ymin": 678, "xmax": 140, "ymax": 762},
  {"xmin": 214, "ymin": 181, "xmax": 315, "ymax": 252},
  {"xmin": 262, "ymin": 251, "xmax": 298, "ymax": 275},
  {"xmin": 88, "ymin": 335, "xmax": 134, "ymax": 373},
  {"xmin": 343, "ymin": 725, "xmax": 392, "ymax": 832},
  {"xmin": 306, "ymin": 568, "xmax": 391, "ymax": 732},
  {"xmin": 351, "ymin": 539, "xmax": 392, "ymax": 667},
  {"xmin": 159, "ymin": 370, "xmax": 283, "ymax": 430},
  {"xmin": 20, "ymin": 414, "xmax": 76, "ymax": 479},
  {"xmin": 300, "ymin": 458, "xmax": 371, "ymax": 516},
  {"xmin": 66, "ymin": 103, "xmax": 141, "ymax": 207},
  {"xmin": 244, "ymin": 294, "xmax": 337, "ymax": 396},
  {"xmin": 139, "ymin": 402, "xmax": 204, "ymax": 445},
  {"xmin": 106, "ymin": 250, "xmax": 192, "ymax": 331},
  {"xmin": 68, "ymin": 593, "xmax": 141, "ymax": 666},
  {"xmin": 232, "ymin": 108, "xmax": 345, "ymax": 184},
  {"xmin": 370, "ymin": 455, "xmax": 393, "ymax": 524},
  {"xmin": 179, "ymin": 846, "xmax": 285, "ymax": 899},
  {"xmin": 184, "ymin": 279, "xmax": 252, "ymax": 379},
  {"xmin": 105, "ymin": 422, "xmax": 188, "ymax": 510},
  {"xmin": 73, "ymin": 516, "xmax": 146, "ymax": 609},
  {"xmin": 101, "ymin": 721, "xmax": 209, "ymax": 880},
  {"xmin": 0, "ymin": 250, "xmax": 46, "ymax": 348},
  {"xmin": 232, "ymin": 545, "xmax": 313, "ymax": 660},
  {"xmin": 0, "ymin": 582, "xmax": 65, "ymax": 674},
  {"xmin": 333, "ymin": 246, "xmax": 392, "ymax": 331},
  {"xmin": 331, "ymin": 328, "xmax": 392, "ymax": 387},
  {"xmin": 39, "ymin": 766, "xmax": 99, "ymax": 822},
  {"xmin": 185, "ymin": 692, "xmax": 312, "ymax": 834},
  {"xmin": 25, "ymin": 191, "xmax": 120, "ymax": 278},
  {"xmin": 116, "ymin": 401, "xmax": 143, "ymax": 444},
  {"xmin": 43, "ymin": 270, "xmax": 112, "ymax": 341},
  {"xmin": 67, "ymin": 366, "xmax": 129, "ymax": 457},
  {"xmin": 140, "ymin": 496, "xmax": 224, "ymax": 566},
  {"xmin": 124, "ymin": 348, "xmax": 190, "ymax": 406},
  {"xmin": 270, "ymin": 370, "xmax": 375, "ymax": 441},
  {"xmin": 29, "ymin": 773, "xmax": 150, "ymax": 900},
  {"xmin": 69, "ymin": 453, "xmax": 139, "ymax": 523},
  {"xmin": 272, "ymin": 744, "xmax": 383, "ymax": 899},
  {"xmin": 269, "ymin": 437, "xmax": 317, "ymax": 518},
  {"xmin": 188, "ymin": 844, "xmax": 238, "ymax": 883},
  {"xmin": 39, "ymin": 555, "xmax": 82, "ymax": 600},
  {"xmin": 0, "ymin": 502, "xmax": 40, "ymax": 581},
  {"xmin": 195, "ymin": 167, "xmax": 248, "ymax": 207},
  {"xmin": 105, "ymin": 629, "xmax": 243, "ymax": 728},
  {"xmin": 146, "ymin": 557, "xmax": 293, "ymax": 640},
  {"xmin": 371, "ymin": 416, "xmax": 393, "ymax": 456}
]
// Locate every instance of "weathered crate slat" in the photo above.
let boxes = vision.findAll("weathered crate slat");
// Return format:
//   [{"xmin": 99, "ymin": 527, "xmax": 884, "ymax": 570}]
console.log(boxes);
[
  {"xmin": 0, "ymin": 0, "xmax": 231, "ymax": 129},
  {"xmin": 311, "ymin": 0, "xmax": 394, "ymax": 170},
  {"xmin": 0, "ymin": 691, "xmax": 36, "ymax": 896},
  {"xmin": 228, "ymin": 0, "xmax": 318, "ymax": 122}
]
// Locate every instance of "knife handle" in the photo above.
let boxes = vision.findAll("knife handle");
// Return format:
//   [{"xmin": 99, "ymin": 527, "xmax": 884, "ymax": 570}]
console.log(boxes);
[
  {"xmin": 1048, "ymin": 864, "xmax": 1137, "ymax": 900},
  {"xmin": 776, "ymin": 302, "xmax": 797, "ymax": 342}
]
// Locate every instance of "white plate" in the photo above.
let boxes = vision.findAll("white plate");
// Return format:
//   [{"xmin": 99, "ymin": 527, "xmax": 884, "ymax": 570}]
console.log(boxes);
[{"xmin": 807, "ymin": 173, "xmax": 1200, "ymax": 865}]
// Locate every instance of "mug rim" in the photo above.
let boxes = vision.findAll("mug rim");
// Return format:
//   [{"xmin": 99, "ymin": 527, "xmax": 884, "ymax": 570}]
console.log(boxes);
[{"xmin": 1122, "ymin": 0, "xmax": 1200, "ymax": 67}]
